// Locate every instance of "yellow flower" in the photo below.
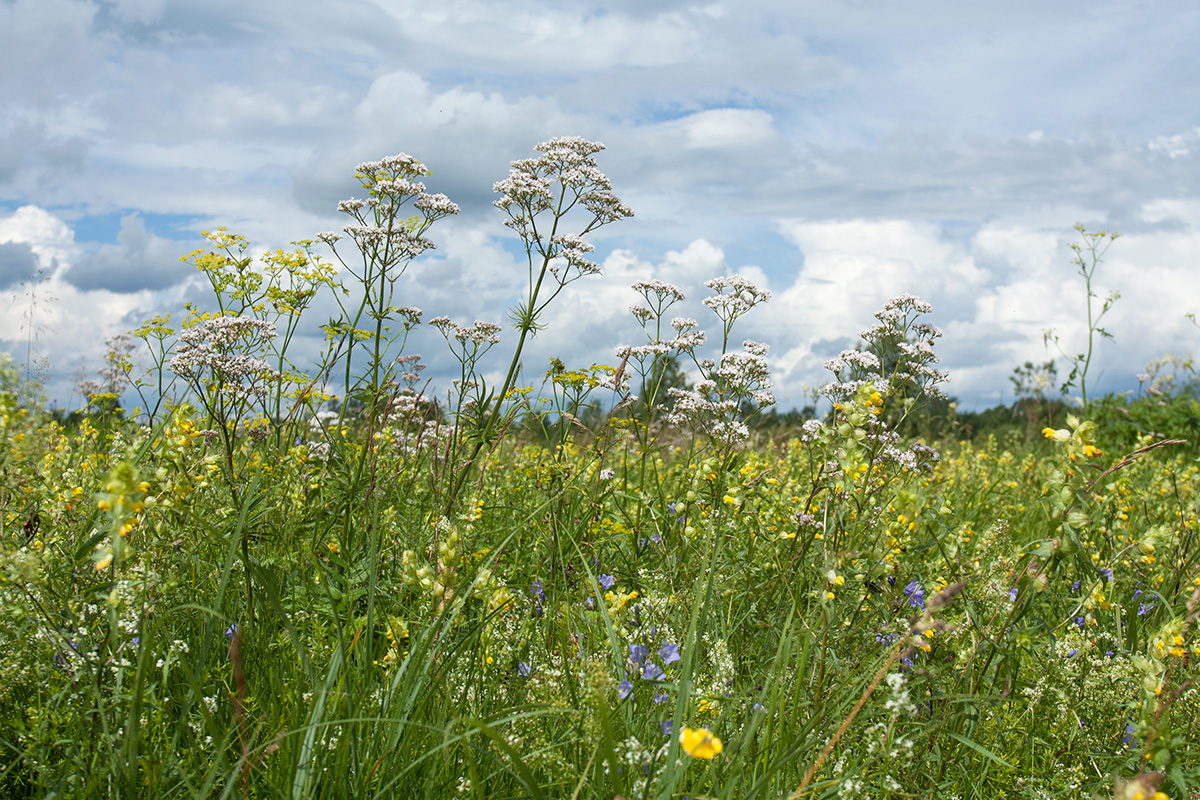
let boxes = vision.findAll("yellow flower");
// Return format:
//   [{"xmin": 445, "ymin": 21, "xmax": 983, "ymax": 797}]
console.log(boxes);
[{"xmin": 679, "ymin": 726, "xmax": 723, "ymax": 759}]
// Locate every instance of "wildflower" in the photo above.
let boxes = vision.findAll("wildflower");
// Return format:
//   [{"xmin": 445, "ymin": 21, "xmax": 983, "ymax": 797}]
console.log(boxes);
[
  {"xmin": 618, "ymin": 680, "xmax": 634, "ymax": 700},
  {"xmin": 599, "ymin": 574, "xmax": 616, "ymax": 591},
  {"xmin": 679, "ymin": 726, "xmax": 723, "ymax": 759},
  {"xmin": 642, "ymin": 662, "xmax": 665, "ymax": 681},
  {"xmin": 659, "ymin": 643, "xmax": 681, "ymax": 665},
  {"xmin": 903, "ymin": 580, "xmax": 925, "ymax": 608}
]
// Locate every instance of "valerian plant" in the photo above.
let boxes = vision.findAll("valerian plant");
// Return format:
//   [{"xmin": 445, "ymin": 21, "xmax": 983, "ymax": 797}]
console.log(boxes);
[{"xmin": 1044, "ymin": 224, "xmax": 1122, "ymax": 410}]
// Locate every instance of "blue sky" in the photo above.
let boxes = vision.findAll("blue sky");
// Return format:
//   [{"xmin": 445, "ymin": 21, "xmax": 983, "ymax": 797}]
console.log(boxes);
[{"xmin": 3, "ymin": 0, "xmax": 1200, "ymax": 412}]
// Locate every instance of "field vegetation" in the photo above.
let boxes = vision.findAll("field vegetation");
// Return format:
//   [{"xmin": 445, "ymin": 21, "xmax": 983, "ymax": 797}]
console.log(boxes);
[{"xmin": 2, "ymin": 138, "xmax": 1199, "ymax": 799}]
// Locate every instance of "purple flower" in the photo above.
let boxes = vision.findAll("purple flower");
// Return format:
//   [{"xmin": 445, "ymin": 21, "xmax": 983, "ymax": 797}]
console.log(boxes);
[
  {"xmin": 1101, "ymin": 567, "xmax": 1113, "ymax": 580},
  {"xmin": 1137, "ymin": 602, "xmax": 1156, "ymax": 617},
  {"xmin": 1007, "ymin": 587, "xmax": 1018, "ymax": 602},
  {"xmin": 1073, "ymin": 617, "xmax": 1085, "ymax": 628},
  {"xmin": 1066, "ymin": 649, "xmax": 1078, "ymax": 658},
  {"xmin": 599, "ymin": 574, "xmax": 616, "ymax": 591},
  {"xmin": 1123, "ymin": 723, "xmax": 1137, "ymax": 745},
  {"xmin": 904, "ymin": 580, "xmax": 925, "ymax": 609},
  {"xmin": 225, "ymin": 623, "xmax": 238, "ymax": 639},
  {"xmin": 658, "ymin": 643, "xmax": 681, "ymax": 665},
  {"xmin": 629, "ymin": 644, "xmax": 649, "ymax": 664},
  {"xmin": 531, "ymin": 582, "xmax": 545, "ymax": 618},
  {"xmin": 618, "ymin": 680, "xmax": 633, "ymax": 700},
  {"xmin": 518, "ymin": 663, "xmax": 531, "ymax": 677},
  {"xmin": 653, "ymin": 692, "xmax": 669, "ymax": 705},
  {"xmin": 660, "ymin": 719, "xmax": 673, "ymax": 736},
  {"xmin": 642, "ymin": 662, "xmax": 664, "ymax": 681}
]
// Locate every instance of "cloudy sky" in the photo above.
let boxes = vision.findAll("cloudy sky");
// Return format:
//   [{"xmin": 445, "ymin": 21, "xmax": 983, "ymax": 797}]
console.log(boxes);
[{"xmin": 3, "ymin": 0, "xmax": 1199, "ymax": 413}]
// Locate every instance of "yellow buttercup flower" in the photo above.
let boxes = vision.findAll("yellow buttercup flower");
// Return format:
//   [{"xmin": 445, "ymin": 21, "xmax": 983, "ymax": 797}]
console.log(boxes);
[{"xmin": 679, "ymin": 726, "xmax": 723, "ymax": 759}]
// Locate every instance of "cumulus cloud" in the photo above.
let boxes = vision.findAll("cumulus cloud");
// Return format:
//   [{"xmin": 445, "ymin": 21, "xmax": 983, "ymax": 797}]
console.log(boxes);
[
  {"xmin": 0, "ymin": 242, "xmax": 37, "ymax": 289},
  {"xmin": 63, "ymin": 214, "xmax": 195, "ymax": 292},
  {"xmin": 2, "ymin": 0, "xmax": 1200, "ymax": 409}
]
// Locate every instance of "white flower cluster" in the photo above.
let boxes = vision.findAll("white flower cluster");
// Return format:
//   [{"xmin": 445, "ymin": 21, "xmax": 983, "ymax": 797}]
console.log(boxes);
[
  {"xmin": 666, "ymin": 339, "xmax": 775, "ymax": 447},
  {"xmin": 702, "ymin": 274, "xmax": 772, "ymax": 325},
  {"xmin": 821, "ymin": 293, "xmax": 947, "ymax": 404},
  {"xmin": 341, "ymin": 223, "xmax": 435, "ymax": 259},
  {"xmin": 170, "ymin": 316, "xmax": 280, "ymax": 400},
  {"xmin": 330, "ymin": 153, "xmax": 459, "ymax": 269},
  {"xmin": 493, "ymin": 136, "xmax": 631, "ymax": 283},
  {"xmin": 548, "ymin": 233, "xmax": 598, "ymax": 277}
]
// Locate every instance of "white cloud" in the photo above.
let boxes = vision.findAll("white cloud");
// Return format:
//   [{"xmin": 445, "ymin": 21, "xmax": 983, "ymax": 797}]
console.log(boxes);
[
  {"xmin": 1149, "ymin": 128, "xmax": 1200, "ymax": 159},
  {"xmin": 679, "ymin": 109, "xmax": 778, "ymax": 150},
  {"xmin": 2, "ymin": 0, "xmax": 1200, "ymax": 411},
  {"xmin": 369, "ymin": 0, "xmax": 703, "ymax": 69}
]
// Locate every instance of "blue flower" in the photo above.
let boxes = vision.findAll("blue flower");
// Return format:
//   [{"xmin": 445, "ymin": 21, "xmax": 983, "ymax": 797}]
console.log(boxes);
[
  {"xmin": 629, "ymin": 644, "xmax": 649, "ymax": 664},
  {"xmin": 1101, "ymin": 567, "xmax": 1113, "ymax": 581},
  {"xmin": 618, "ymin": 680, "xmax": 633, "ymax": 700},
  {"xmin": 599, "ymin": 574, "xmax": 616, "ymax": 591},
  {"xmin": 658, "ymin": 643, "xmax": 681, "ymax": 665},
  {"xmin": 904, "ymin": 580, "xmax": 925, "ymax": 609},
  {"xmin": 518, "ymin": 663, "xmax": 531, "ymax": 677},
  {"xmin": 660, "ymin": 719, "xmax": 673, "ymax": 736},
  {"xmin": 1122, "ymin": 723, "xmax": 1137, "ymax": 746},
  {"xmin": 642, "ymin": 662, "xmax": 664, "ymax": 681},
  {"xmin": 653, "ymin": 692, "xmax": 669, "ymax": 705},
  {"xmin": 1007, "ymin": 587, "xmax": 1018, "ymax": 602},
  {"xmin": 225, "ymin": 623, "xmax": 238, "ymax": 639}
]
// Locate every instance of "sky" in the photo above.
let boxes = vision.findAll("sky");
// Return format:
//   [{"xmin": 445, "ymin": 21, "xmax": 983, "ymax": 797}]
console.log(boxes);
[{"xmin": 3, "ymin": 0, "xmax": 1200, "ymax": 414}]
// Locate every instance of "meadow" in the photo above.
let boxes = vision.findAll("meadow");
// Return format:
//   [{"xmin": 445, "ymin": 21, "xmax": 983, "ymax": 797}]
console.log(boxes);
[{"xmin": 2, "ymin": 138, "xmax": 1199, "ymax": 799}]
